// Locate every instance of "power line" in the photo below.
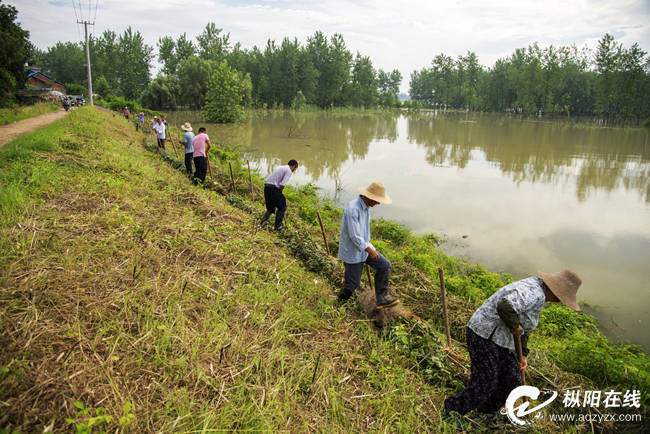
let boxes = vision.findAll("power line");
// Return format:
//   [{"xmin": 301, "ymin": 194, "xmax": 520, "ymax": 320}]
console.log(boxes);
[{"xmin": 70, "ymin": 0, "xmax": 82, "ymax": 42}]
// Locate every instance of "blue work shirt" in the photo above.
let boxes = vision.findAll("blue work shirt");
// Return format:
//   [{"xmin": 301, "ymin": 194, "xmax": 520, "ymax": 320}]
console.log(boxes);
[
  {"xmin": 183, "ymin": 131, "xmax": 195, "ymax": 154},
  {"xmin": 338, "ymin": 195, "xmax": 375, "ymax": 264}
]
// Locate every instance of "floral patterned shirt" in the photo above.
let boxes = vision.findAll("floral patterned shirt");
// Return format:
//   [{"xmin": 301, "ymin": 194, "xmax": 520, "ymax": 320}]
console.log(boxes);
[{"xmin": 467, "ymin": 277, "xmax": 546, "ymax": 352}]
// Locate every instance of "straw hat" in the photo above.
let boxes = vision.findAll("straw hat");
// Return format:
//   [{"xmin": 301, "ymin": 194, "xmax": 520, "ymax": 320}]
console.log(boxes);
[
  {"xmin": 358, "ymin": 182, "xmax": 392, "ymax": 204},
  {"xmin": 181, "ymin": 122, "xmax": 193, "ymax": 132},
  {"xmin": 153, "ymin": 116, "xmax": 158, "ymax": 119},
  {"xmin": 538, "ymin": 269, "xmax": 582, "ymax": 311}
]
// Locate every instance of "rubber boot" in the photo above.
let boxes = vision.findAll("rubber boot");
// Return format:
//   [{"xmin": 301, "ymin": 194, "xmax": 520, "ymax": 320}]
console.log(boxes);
[
  {"xmin": 337, "ymin": 288, "xmax": 353, "ymax": 304},
  {"xmin": 259, "ymin": 211, "xmax": 272, "ymax": 228},
  {"xmin": 274, "ymin": 210, "xmax": 286, "ymax": 230},
  {"xmin": 375, "ymin": 272, "xmax": 399, "ymax": 309}
]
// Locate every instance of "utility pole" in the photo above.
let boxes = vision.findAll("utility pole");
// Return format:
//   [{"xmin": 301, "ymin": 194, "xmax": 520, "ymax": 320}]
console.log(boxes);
[{"xmin": 78, "ymin": 20, "xmax": 95, "ymax": 106}]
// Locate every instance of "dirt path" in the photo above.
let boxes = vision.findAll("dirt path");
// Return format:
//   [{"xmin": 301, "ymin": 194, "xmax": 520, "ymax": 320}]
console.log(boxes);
[{"xmin": 0, "ymin": 108, "xmax": 72, "ymax": 148}]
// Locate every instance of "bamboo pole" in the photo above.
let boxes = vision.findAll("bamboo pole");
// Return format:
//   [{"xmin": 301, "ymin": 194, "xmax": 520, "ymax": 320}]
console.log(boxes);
[
  {"xmin": 206, "ymin": 152, "xmax": 213, "ymax": 179},
  {"xmin": 514, "ymin": 331, "xmax": 528, "ymax": 403},
  {"xmin": 316, "ymin": 211, "xmax": 330, "ymax": 256},
  {"xmin": 247, "ymin": 160, "xmax": 254, "ymax": 201},
  {"xmin": 228, "ymin": 162, "xmax": 237, "ymax": 194},
  {"xmin": 438, "ymin": 266, "xmax": 452, "ymax": 347}
]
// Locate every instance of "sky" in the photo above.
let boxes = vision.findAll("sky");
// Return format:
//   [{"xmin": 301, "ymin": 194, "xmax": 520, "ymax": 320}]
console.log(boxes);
[{"xmin": 9, "ymin": 0, "xmax": 650, "ymax": 94}]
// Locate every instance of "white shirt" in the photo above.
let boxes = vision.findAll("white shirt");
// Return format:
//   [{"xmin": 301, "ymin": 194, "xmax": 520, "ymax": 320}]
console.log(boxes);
[
  {"xmin": 153, "ymin": 122, "xmax": 166, "ymax": 139},
  {"xmin": 265, "ymin": 165, "xmax": 293, "ymax": 188}
]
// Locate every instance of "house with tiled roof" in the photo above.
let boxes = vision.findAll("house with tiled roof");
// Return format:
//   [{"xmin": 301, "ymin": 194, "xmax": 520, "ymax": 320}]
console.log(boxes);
[{"xmin": 26, "ymin": 71, "xmax": 66, "ymax": 91}]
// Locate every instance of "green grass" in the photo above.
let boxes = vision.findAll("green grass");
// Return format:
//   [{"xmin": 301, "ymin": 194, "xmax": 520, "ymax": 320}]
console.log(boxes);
[
  {"xmin": 0, "ymin": 106, "xmax": 647, "ymax": 433},
  {"xmin": 0, "ymin": 102, "xmax": 61, "ymax": 126}
]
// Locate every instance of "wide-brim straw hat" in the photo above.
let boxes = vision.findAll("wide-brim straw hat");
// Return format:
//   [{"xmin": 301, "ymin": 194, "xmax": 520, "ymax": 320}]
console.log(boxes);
[
  {"xmin": 358, "ymin": 181, "xmax": 392, "ymax": 204},
  {"xmin": 538, "ymin": 269, "xmax": 582, "ymax": 311},
  {"xmin": 181, "ymin": 122, "xmax": 193, "ymax": 132},
  {"xmin": 153, "ymin": 116, "xmax": 158, "ymax": 119}
]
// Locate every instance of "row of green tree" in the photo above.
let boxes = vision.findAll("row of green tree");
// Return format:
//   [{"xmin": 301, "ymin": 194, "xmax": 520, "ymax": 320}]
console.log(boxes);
[
  {"xmin": 410, "ymin": 35, "xmax": 650, "ymax": 125},
  {"xmin": 29, "ymin": 23, "xmax": 404, "ymax": 114}
]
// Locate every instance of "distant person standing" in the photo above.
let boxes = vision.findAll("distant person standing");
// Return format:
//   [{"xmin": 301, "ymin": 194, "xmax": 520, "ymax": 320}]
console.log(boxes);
[
  {"xmin": 123, "ymin": 107, "xmax": 130, "ymax": 119},
  {"xmin": 192, "ymin": 127, "xmax": 211, "ymax": 184},
  {"xmin": 152, "ymin": 116, "xmax": 158, "ymax": 128},
  {"xmin": 260, "ymin": 160, "xmax": 298, "ymax": 231},
  {"xmin": 181, "ymin": 122, "xmax": 195, "ymax": 175},
  {"xmin": 138, "ymin": 111, "xmax": 144, "ymax": 123},
  {"xmin": 161, "ymin": 115, "xmax": 168, "ymax": 126},
  {"xmin": 153, "ymin": 117, "xmax": 166, "ymax": 149}
]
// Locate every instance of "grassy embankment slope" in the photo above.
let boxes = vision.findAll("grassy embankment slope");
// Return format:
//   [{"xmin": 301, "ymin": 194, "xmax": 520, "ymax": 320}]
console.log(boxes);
[
  {"xmin": 0, "ymin": 107, "xmax": 648, "ymax": 433},
  {"xmin": 0, "ymin": 102, "xmax": 61, "ymax": 126}
]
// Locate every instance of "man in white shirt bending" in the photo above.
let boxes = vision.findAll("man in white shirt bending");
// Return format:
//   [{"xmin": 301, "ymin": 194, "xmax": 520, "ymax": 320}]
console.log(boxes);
[{"xmin": 260, "ymin": 160, "xmax": 298, "ymax": 230}]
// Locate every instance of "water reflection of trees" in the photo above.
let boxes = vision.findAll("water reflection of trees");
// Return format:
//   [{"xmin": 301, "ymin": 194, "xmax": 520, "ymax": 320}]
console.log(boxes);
[
  {"xmin": 407, "ymin": 114, "xmax": 650, "ymax": 202},
  {"xmin": 169, "ymin": 111, "xmax": 649, "ymax": 203},
  {"xmin": 244, "ymin": 111, "xmax": 398, "ymax": 181}
]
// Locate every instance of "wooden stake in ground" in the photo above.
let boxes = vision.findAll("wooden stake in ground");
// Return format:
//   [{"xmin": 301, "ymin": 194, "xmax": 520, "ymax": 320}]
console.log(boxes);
[
  {"xmin": 167, "ymin": 126, "xmax": 179, "ymax": 159},
  {"xmin": 229, "ymin": 162, "xmax": 237, "ymax": 194},
  {"xmin": 316, "ymin": 211, "xmax": 330, "ymax": 256},
  {"xmin": 247, "ymin": 160, "xmax": 254, "ymax": 201},
  {"xmin": 365, "ymin": 264, "xmax": 373, "ymax": 289},
  {"xmin": 438, "ymin": 266, "xmax": 452, "ymax": 347}
]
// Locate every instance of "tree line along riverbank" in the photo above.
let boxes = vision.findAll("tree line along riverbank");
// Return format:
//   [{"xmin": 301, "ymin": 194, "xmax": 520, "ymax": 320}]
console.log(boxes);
[{"xmin": 0, "ymin": 106, "xmax": 648, "ymax": 432}]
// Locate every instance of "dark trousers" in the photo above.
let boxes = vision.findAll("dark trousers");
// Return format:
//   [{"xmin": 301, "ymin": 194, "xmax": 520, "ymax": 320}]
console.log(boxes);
[
  {"xmin": 193, "ymin": 156, "xmax": 207, "ymax": 184},
  {"xmin": 184, "ymin": 153, "xmax": 193, "ymax": 174},
  {"xmin": 264, "ymin": 185, "xmax": 287, "ymax": 214},
  {"xmin": 343, "ymin": 254, "xmax": 391, "ymax": 294},
  {"xmin": 444, "ymin": 327, "xmax": 522, "ymax": 415},
  {"xmin": 157, "ymin": 138, "xmax": 166, "ymax": 149}
]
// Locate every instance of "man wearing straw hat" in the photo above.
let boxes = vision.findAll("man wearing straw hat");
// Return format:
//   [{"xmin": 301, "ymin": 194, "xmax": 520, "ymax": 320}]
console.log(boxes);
[
  {"xmin": 181, "ymin": 122, "xmax": 195, "ymax": 175},
  {"xmin": 443, "ymin": 269, "xmax": 582, "ymax": 430},
  {"xmin": 337, "ymin": 181, "xmax": 400, "ymax": 310}
]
